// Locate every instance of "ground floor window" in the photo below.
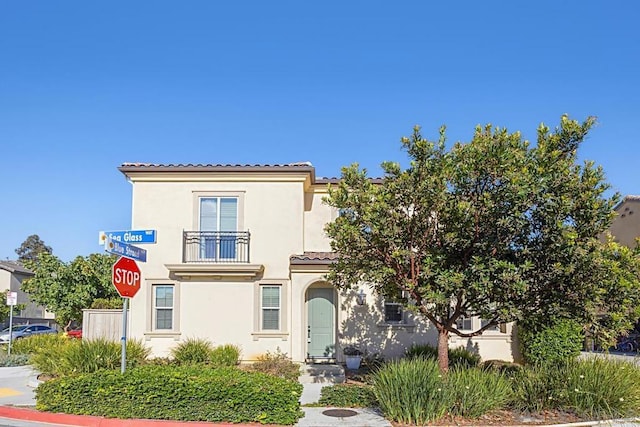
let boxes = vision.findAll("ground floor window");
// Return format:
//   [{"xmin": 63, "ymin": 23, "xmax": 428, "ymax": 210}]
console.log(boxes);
[
  {"xmin": 154, "ymin": 285, "xmax": 174, "ymax": 330},
  {"xmin": 384, "ymin": 301, "xmax": 403, "ymax": 323},
  {"xmin": 261, "ymin": 285, "xmax": 280, "ymax": 330},
  {"xmin": 481, "ymin": 318, "xmax": 500, "ymax": 331}
]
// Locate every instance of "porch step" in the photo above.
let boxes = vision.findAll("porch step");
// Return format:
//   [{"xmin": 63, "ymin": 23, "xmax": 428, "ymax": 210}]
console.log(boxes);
[{"xmin": 299, "ymin": 363, "xmax": 345, "ymax": 384}]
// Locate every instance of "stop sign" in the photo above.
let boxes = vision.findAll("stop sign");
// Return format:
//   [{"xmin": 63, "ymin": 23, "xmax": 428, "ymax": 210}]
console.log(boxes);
[{"xmin": 112, "ymin": 257, "xmax": 141, "ymax": 298}]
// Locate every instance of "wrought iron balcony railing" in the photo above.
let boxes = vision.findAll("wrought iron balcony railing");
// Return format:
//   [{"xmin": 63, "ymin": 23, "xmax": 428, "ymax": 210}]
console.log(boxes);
[{"xmin": 183, "ymin": 231, "xmax": 251, "ymax": 263}]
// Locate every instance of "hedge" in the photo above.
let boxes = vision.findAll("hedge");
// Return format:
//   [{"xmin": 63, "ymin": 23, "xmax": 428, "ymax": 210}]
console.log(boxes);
[
  {"xmin": 519, "ymin": 319, "xmax": 583, "ymax": 366},
  {"xmin": 318, "ymin": 383, "xmax": 377, "ymax": 407},
  {"xmin": 36, "ymin": 365, "xmax": 303, "ymax": 425}
]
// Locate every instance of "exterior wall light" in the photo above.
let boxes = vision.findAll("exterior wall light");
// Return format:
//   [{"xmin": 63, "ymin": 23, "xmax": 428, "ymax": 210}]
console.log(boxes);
[{"xmin": 356, "ymin": 289, "xmax": 366, "ymax": 306}]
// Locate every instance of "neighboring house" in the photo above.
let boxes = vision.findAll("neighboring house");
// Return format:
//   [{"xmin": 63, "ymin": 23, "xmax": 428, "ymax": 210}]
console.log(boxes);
[
  {"xmin": 0, "ymin": 261, "xmax": 55, "ymax": 328},
  {"xmin": 608, "ymin": 195, "xmax": 640, "ymax": 248},
  {"xmin": 118, "ymin": 163, "xmax": 517, "ymax": 362}
]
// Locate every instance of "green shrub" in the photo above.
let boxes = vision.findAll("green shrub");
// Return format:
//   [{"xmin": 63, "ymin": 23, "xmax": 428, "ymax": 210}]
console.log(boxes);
[
  {"xmin": 372, "ymin": 357, "xmax": 448, "ymax": 424},
  {"xmin": 405, "ymin": 343, "xmax": 437, "ymax": 359},
  {"xmin": 146, "ymin": 357, "xmax": 175, "ymax": 366},
  {"xmin": 36, "ymin": 365, "xmax": 303, "ymax": 425},
  {"xmin": 509, "ymin": 364, "xmax": 562, "ymax": 412},
  {"xmin": 210, "ymin": 344, "xmax": 241, "ymax": 367},
  {"xmin": 449, "ymin": 346, "xmax": 482, "ymax": 368},
  {"xmin": 15, "ymin": 334, "xmax": 72, "ymax": 375},
  {"xmin": 373, "ymin": 357, "xmax": 513, "ymax": 423},
  {"xmin": 510, "ymin": 358, "xmax": 640, "ymax": 418},
  {"xmin": 170, "ymin": 338, "xmax": 214, "ymax": 365},
  {"xmin": 362, "ymin": 351, "xmax": 385, "ymax": 372},
  {"xmin": 481, "ymin": 359, "xmax": 523, "ymax": 375},
  {"xmin": 405, "ymin": 343, "xmax": 480, "ymax": 368},
  {"xmin": 30, "ymin": 338, "xmax": 149, "ymax": 376},
  {"xmin": 561, "ymin": 358, "xmax": 640, "ymax": 418},
  {"xmin": 11, "ymin": 333, "xmax": 68, "ymax": 357},
  {"xmin": 248, "ymin": 348, "xmax": 300, "ymax": 381},
  {"xmin": 445, "ymin": 367, "xmax": 512, "ymax": 418},
  {"xmin": 519, "ymin": 319, "xmax": 583, "ymax": 366},
  {"xmin": 0, "ymin": 352, "xmax": 29, "ymax": 367},
  {"xmin": 318, "ymin": 384, "xmax": 377, "ymax": 407}
]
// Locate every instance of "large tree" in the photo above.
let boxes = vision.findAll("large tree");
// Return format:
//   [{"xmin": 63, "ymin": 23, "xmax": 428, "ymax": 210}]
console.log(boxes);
[
  {"xmin": 325, "ymin": 115, "xmax": 640, "ymax": 371},
  {"xmin": 22, "ymin": 253, "xmax": 120, "ymax": 329},
  {"xmin": 15, "ymin": 234, "xmax": 52, "ymax": 263}
]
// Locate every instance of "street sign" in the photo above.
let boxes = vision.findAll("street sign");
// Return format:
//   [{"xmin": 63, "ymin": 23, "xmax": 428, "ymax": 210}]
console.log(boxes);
[
  {"xmin": 112, "ymin": 257, "xmax": 142, "ymax": 298},
  {"xmin": 99, "ymin": 230, "xmax": 157, "ymax": 245},
  {"xmin": 6, "ymin": 291, "xmax": 17, "ymax": 306},
  {"xmin": 105, "ymin": 236, "xmax": 147, "ymax": 263}
]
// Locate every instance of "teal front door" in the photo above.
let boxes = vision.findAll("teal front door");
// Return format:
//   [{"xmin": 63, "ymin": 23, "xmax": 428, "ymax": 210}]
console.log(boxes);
[{"xmin": 307, "ymin": 288, "xmax": 335, "ymax": 359}]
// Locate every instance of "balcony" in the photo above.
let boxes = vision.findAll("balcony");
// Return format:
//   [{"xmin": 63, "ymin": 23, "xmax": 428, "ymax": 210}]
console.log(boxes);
[
  {"xmin": 183, "ymin": 231, "xmax": 251, "ymax": 263},
  {"xmin": 166, "ymin": 231, "xmax": 263, "ymax": 281}
]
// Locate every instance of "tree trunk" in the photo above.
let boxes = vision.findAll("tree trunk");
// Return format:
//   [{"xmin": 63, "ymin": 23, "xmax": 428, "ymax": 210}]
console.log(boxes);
[{"xmin": 437, "ymin": 328, "xmax": 450, "ymax": 373}]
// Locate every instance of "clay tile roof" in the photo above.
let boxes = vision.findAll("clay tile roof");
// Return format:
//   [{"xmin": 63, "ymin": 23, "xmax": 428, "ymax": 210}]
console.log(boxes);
[
  {"xmin": 119, "ymin": 162, "xmax": 315, "ymax": 170},
  {"xmin": 290, "ymin": 251, "xmax": 339, "ymax": 265},
  {"xmin": 0, "ymin": 261, "xmax": 34, "ymax": 276},
  {"xmin": 118, "ymin": 163, "xmax": 386, "ymax": 186}
]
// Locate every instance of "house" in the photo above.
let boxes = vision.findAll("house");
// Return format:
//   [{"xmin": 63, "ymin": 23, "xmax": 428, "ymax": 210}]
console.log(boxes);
[
  {"xmin": 0, "ymin": 261, "xmax": 55, "ymax": 327},
  {"xmin": 608, "ymin": 195, "xmax": 640, "ymax": 248},
  {"xmin": 118, "ymin": 163, "xmax": 517, "ymax": 362}
]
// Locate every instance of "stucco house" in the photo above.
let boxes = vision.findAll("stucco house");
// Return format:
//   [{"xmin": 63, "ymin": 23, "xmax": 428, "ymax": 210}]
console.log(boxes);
[
  {"xmin": 119, "ymin": 163, "xmax": 517, "ymax": 363},
  {"xmin": 608, "ymin": 195, "xmax": 640, "ymax": 248},
  {"xmin": 0, "ymin": 261, "xmax": 55, "ymax": 327}
]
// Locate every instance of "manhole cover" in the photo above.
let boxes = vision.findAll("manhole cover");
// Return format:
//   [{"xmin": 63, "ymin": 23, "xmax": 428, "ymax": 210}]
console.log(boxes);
[{"xmin": 322, "ymin": 409, "xmax": 358, "ymax": 418}]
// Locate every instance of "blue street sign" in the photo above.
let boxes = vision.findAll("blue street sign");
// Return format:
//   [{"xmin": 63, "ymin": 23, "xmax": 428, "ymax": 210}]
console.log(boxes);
[
  {"xmin": 105, "ymin": 236, "xmax": 147, "ymax": 263},
  {"xmin": 100, "ymin": 230, "xmax": 156, "ymax": 245}
]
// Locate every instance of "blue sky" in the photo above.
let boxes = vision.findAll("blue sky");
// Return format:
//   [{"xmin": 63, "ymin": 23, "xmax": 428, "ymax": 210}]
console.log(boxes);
[{"xmin": 1, "ymin": 1, "xmax": 638, "ymax": 262}]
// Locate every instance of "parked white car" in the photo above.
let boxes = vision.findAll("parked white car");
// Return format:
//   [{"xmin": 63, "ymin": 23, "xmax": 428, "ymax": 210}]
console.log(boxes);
[{"xmin": 0, "ymin": 324, "xmax": 57, "ymax": 343}]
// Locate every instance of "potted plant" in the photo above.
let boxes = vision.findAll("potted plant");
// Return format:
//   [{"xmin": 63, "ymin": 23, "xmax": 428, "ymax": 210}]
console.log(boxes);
[{"xmin": 343, "ymin": 346, "xmax": 363, "ymax": 370}]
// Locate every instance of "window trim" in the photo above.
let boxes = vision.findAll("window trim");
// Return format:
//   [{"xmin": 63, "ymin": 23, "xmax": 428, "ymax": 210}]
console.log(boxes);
[{"xmin": 253, "ymin": 280, "xmax": 289, "ymax": 338}]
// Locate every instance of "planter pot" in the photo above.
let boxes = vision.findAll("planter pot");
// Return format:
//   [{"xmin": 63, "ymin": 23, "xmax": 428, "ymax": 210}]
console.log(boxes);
[{"xmin": 345, "ymin": 355, "xmax": 362, "ymax": 370}]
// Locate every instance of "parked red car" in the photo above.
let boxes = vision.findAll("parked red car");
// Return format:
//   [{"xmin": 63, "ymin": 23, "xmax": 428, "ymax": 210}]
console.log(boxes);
[{"xmin": 66, "ymin": 328, "xmax": 82, "ymax": 339}]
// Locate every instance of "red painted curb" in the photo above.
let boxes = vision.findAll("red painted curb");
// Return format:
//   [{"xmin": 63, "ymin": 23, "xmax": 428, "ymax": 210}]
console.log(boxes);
[{"xmin": 0, "ymin": 406, "xmax": 262, "ymax": 427}]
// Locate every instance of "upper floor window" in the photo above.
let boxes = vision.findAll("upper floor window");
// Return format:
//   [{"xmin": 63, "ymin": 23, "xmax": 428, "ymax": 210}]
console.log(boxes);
[
  {"xmin": 200, "ymin": 197, "xmax": 238, "ymax": 260},
  {"xmin": 200, "ymin": 197, "xmax": 238, "ymax": 232}
]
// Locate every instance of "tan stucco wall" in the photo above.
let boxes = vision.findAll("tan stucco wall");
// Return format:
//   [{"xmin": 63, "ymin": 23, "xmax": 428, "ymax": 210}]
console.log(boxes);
[
  {"xmin": 303, "ymin": 188, "xmax": 334, "ymax": 252},
  {"xmin": 609, "ymin": 200, "xmax": 640, "ymax": 248}
]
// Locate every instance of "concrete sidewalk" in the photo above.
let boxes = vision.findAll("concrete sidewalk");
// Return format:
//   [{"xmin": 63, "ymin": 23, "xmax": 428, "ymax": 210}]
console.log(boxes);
[
  {"xmin": 0, "ymin": 366, "xmax": 38, "ymax": 408},
  {"xmin": 296, "ymin": 371, "xmax": 391, "ymax": 427}
]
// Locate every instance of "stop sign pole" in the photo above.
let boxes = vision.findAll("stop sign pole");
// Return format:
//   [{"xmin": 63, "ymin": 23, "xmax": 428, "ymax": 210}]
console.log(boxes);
[{"xmin": 112, "ymin": 256, "xmax": 142, "ymax": 373}]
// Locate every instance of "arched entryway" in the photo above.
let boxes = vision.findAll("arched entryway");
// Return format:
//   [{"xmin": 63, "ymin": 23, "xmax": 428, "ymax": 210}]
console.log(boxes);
[{"xmin": 305, "ymin": 282, "xmax": 337, "ymax": 361}]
